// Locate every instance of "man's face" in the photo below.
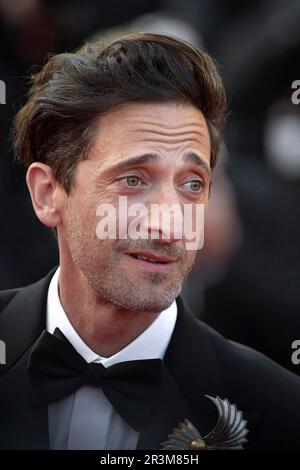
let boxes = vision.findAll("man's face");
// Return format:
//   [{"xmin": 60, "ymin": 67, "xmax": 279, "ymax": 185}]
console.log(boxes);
[{"xmin": 60, "ymin": 102, "xmax": 211, "ymax": 312}]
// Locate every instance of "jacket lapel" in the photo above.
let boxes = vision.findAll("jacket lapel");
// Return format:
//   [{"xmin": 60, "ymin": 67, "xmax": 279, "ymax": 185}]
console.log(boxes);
[
  {"xmin": 0, "ymin": 347, "xmax": 49, "ymax": 449},
  {"xmin": 0, "ymin": 269, "xmax": 56, "ymax": 449},
  {"xmin": 136, "ymin": 297, "xmax": 259, "ymax": 450},
  {"xmin": 136, "ymin": 296, "xmax": 227, "ymax": 450},
  {"xmin": 136, "ymin": 364, "xmax": 218, "ymax": 450}
]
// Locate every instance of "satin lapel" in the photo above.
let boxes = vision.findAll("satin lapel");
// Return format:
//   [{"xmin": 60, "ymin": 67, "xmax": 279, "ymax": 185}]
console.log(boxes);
[
  {"xmin": 136, "ymin": 364, "xmax": 218, "ymax": 450},
  {"xmin": 136, "ymin": 296, "xmax": 225, "ymax": 450},
  {"xmin": 136, "ymin": 296, "xmax": 259, "ymax": 450},
  {"xmin": 0, "ymin": 268, "xmax": 57, "ymax": 449},
  {"xmin": 0, "ymin": 347, "xmax": 49, "ymax": 449}
]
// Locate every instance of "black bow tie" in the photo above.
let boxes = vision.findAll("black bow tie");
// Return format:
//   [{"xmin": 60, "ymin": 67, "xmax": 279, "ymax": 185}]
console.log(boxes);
[{"xmin": 27, "ymin": 328, "xmax": 163, "ymax": 431}]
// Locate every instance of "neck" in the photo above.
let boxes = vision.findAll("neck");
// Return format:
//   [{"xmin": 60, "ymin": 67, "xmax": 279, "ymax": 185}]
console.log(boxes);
[{"xmin": 58, "ymin": 264, "xmax": 160, "ymax": 358}]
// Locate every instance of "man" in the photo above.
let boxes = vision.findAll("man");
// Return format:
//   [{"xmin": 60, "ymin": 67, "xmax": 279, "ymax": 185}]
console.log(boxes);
[{"xmin": 0, "ymin": 33, "xmax": 300, "ymax": 450}]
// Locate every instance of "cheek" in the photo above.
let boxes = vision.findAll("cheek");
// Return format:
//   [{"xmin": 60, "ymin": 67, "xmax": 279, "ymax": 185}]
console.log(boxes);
[
  {"xmin": 70, "ymin": 189, "xmax": 114, "ymax": 230},
  {"xmin": 91, "ymin": 189, "xmax": 123, "ymax": 228},
  {"xmin": 185, "ymin": 250, "xmax": 197, "ymax": 266},
  {"xmin": 63, "ymin": 196, "xmax": 98, "ymax": 244}
]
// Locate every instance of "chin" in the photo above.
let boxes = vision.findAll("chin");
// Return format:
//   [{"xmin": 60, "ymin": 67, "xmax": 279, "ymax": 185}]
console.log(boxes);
[
  {"xmin": 124, "ymin": 299, "xmax": 174, "ymax": 313},
  {"xmin": 118, "ymin": 285, "xmax": 181, "ymax": 313}
]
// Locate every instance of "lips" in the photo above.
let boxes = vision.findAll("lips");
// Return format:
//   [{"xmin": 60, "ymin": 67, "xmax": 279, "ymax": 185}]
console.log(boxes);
[
  {"xmin": 125, "ymin": 250, "xmax": 177, "ymax": 263},
  {"xmin": 131, "ymin": 254, "xmax": 165, "ymax": 263},
  {"xmin": 124, "ymin": 250, "xmax": 178, "ymax": 272}
]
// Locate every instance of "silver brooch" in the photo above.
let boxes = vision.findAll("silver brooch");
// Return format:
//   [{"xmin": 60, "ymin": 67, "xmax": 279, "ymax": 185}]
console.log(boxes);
[{"xmin": 161, "ymin": 395, "xmax": 249, "ymax": 450}]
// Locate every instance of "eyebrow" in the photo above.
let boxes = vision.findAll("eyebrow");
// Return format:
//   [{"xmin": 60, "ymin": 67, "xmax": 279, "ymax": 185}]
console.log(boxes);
[
  {"xmin": 105, "ymin": 151, "xmax": 211, "ymax": 176},
  {"xmin": 183, "ymin": 152, "xmax": 211, "ymax": 175}
]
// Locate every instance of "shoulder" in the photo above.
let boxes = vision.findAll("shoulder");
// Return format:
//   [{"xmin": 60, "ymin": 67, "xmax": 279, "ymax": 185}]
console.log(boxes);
[
  {"xmin": 197, "ymin": 319, "xmax": 300, "ymax": 447},
  {"xmin": 178, "ymin": 298, "xmax": 300, "ymax": 399},
  {"xmin": 0, "ymin": 288, "xmax": 20, "ymax": 315},
  {"xmin": 207, "ymin": 321, "xmax": 300, "ymax": 393},
  {"xmin": 0, "ymin": 268, "xmax": 57, "ymax": 320},
  {"xmin": 197, "ymin": 317, "xmax": 300, "ymax": 398}
]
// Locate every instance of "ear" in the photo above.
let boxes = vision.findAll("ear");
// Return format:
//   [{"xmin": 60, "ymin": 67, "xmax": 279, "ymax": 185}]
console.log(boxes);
[{"xmin": 26, "ymin": 162, "xmax": 64, "ymax": 228}]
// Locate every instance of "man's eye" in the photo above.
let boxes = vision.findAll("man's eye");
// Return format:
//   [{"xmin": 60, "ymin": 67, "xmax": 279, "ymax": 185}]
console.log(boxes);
[
  {"xmin": 184, "ymin": 180, "xmax": 204, "ymax": 192},
  {"xmin": 125, "ymin": 176, "xmax": 142, "ymax": 187}
]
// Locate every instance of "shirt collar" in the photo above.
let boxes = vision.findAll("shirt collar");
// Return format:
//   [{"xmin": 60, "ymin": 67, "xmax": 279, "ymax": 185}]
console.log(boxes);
[{"xmin": 46, "ymin": 267, "xmax": 177, "ymax": 367}]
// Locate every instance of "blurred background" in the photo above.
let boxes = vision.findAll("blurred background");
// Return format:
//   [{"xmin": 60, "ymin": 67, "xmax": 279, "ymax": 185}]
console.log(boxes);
[{"xmin": 0, "ymin": 0, "xmax": 299, "ymax": 375}]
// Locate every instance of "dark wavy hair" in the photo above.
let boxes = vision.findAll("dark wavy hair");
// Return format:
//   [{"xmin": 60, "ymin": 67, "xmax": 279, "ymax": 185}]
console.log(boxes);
[{"xmin": 13, "ymin": 32, "xmax": 226, "ymax": 192}]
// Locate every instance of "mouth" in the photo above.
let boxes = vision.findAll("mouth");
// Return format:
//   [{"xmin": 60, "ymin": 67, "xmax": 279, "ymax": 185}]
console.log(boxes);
[{"xmin": 124, "ymin": 251, "xmax": 178, "ymax": 273}]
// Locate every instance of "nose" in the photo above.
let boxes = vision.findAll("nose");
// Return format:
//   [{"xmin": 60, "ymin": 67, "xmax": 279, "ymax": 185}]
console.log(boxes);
[{"xmin": 140, "ymin": 185, "xmax": 184, "ymax": 244}]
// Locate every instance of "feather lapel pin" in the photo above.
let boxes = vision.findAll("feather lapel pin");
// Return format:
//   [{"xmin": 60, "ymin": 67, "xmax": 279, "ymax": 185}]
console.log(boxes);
[{"xmin": 161, "ymin": 395, "xmax": 249, "ymax": 450}]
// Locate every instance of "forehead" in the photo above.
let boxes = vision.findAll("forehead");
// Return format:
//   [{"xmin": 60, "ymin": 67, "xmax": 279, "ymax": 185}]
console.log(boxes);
[{"xmin": 89, "ymin": 102, "xmax": 211, "ymax": 167}]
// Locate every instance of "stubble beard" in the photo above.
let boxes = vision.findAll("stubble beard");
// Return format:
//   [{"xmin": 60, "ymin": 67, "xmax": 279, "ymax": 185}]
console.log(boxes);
[
  {"xmin": 65, "ymin": 212, "xmax": 195, "ymax": 313},
  {"xmin": 70, "ymin": 239, "xmax": 195, "ymax": 313}
]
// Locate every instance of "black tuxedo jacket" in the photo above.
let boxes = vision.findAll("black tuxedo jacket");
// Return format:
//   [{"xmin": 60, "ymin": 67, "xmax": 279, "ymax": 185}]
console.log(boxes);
[{"xmin": 1, "ymin": 269, "xmax": 300, "ymax": 450}]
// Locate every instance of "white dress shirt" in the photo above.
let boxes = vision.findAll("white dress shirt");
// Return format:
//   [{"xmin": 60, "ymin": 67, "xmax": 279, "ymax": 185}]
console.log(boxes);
[{"xmin": 46, "ymin": 267, "xmax": 177, "ymax": 450}]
